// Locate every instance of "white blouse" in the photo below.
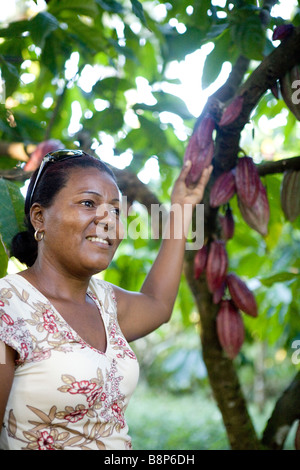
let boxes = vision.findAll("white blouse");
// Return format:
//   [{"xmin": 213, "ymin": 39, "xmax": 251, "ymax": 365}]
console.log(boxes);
[{"xmin": 0, "ymin": 273, "xmax": 139, "ymax": 450}]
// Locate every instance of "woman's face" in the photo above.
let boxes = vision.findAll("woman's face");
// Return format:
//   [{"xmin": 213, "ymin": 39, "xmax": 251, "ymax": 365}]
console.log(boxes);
[{"xmin": 35, "ymin": 167, "xmax": 124, "ymax": 277}]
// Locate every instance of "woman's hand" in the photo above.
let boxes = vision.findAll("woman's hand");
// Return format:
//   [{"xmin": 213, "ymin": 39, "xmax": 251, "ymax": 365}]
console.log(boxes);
[{"xmin": 171, "ymin": 161, "xmax": 213, "ymax": 207}]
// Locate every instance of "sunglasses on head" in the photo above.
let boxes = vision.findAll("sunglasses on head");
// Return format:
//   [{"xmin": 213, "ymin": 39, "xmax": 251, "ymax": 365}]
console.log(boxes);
[{"xmin": 26, "ymin": 149, "xmax": 85, "ymax": 212}]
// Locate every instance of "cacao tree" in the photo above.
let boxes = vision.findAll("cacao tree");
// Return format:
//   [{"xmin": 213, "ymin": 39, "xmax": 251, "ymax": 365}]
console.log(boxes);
[{"xmin": 0, "ymin": 0, "xmax": 300, "ymax": 450}]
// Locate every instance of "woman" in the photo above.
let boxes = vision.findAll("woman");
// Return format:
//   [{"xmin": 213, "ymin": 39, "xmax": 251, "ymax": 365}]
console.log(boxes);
[{"xmin": 0, "ymin": 149, "xmax": 212, "ymax": 450}]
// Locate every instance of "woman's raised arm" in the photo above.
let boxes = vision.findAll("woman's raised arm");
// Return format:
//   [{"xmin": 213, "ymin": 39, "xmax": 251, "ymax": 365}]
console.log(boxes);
[{"xmin": 114, "ymin": 162, "xmax": 213, "ymax": 342}]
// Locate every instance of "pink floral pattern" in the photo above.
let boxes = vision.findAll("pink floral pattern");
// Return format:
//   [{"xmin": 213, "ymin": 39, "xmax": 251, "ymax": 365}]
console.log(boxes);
[{"xmin": 0, "ymin": 275, "xmax": 139, "ymax": 450}]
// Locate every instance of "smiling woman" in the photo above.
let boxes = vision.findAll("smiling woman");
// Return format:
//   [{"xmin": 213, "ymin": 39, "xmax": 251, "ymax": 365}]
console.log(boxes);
[{"xmin": 0, "ymin": 149, "xmax": 212, "ymax": 450}]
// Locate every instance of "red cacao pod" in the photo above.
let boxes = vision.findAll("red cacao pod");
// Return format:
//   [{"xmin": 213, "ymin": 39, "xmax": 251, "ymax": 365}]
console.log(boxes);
[
  {"xmin": 235, "ymin": 156, "xmax": 260, "ymax": 206},
  {"xmin": 24, "ymin": 139, "xmax": 64, "ymax": 171},
  {"xmin": 237, "ymin": 179, "xmax": 270, "ymax": 236},
  {"xmin": 219, "ymin": 206, "xmax": 235, "ymax": 240},
  {"xmin": 272, "ymin": 23, "xmax": 294, "ymax": 41},
  {"xmin": 185, "ymin": 139, "xmax": 214, "ymax": 187},
  {"xmin": 270, "ymin": 81, "xmax": 279, "ymax": 100},
  {"xmin": 219, "ymin": 95, "xmax": 244, "ymax": 127},
  {"xmin": 206, "ymin": 240, "xmax": 228, "ymax": 292},
  {"xmin": 216, "ymin": 300, "xmax": 245, "ymax": 359},
  {"xmin": 280, "ymin": 169, "xmax": 300, "ymax": 222},
  {"xmin": 279, "ymin": 64, "xmax": 300, "ymax": 120},
  {"xmin": 209, "ymin": 170, "xmax": 236, "ymax": 208},
  {"xmin": 184, "ymin": 115, "xmax": 215, "ymax": 186},
  {"xmin": 226, "ymin": 272, "xmax": 258, "ymax": 317},
  {"xmin": 195, "ymin": 114, "xmax": 215, "ymax": 150},
  {"xmin": 213, "ymin": 281, "xmax": 226, "ymax": 305},
  {"xmin": 194, "ymin": 245, "xmax": 208, "ymax": 280}
]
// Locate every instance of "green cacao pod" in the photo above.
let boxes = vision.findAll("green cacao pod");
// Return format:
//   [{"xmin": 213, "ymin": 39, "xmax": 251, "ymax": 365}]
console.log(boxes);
[{"xmin": 280, "ymin": 169, "xmax": 300, "ymax": 222}]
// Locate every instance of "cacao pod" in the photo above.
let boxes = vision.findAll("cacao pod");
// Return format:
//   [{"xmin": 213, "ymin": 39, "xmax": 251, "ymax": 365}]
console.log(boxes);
[
  {"xmin": 195, "ymin": 114, "xmax": 215, "ymax": 149},
  {"xmin": 206, "ymin": 240, "xmax": 228, "ymax": 292},
  {"xmin": 235, "ymin": 156, "xmax": 260, "ymax": 206},
  {"xmin": 280, "ymin": 169, "xmax": 300, "ymax": 222},
  {"xmin": 185, "ymin": 139, "xmax": 214, "ymax": 187},
  {"xmin": 270, "ymin": 81, "xmax": 279, "ymax": 100},
  {"xmin": 209, "ymin": 170, "xmax": 236, "ymax": 208},
  {"xmin": 213, "ymin": 281, "xmax": 226, "ymax": 305},
  {"xmin": 295, "ymin": 420, "xmax": 300, "ymax": 450},
  {"xmin": 216, "ymin": 300, "xmax": 245, "ymax": 359},
  {"xmin": 194, "ymin": 245, "xmax": 208, "ymax": 280},
  {"xmin": 219, "ymin": 206, "xmax": 235, "ymax": 240},
  {"xmin": 24, "ymin": 139, "xmax": 64, "ymax": 171},
  {"xmin": 237, "ymin": 179, "xmax": 270, "ymax": 236},
  {"xmin": 226, "ymin": 272, "xmax": 258, "ymax": 317},
  {"xmin": 219, "ymin": 95, "xmax": 244, "ymax": 127},
  {"xmin": 279, "ymin": 64, "xmax": 300, "ymax": 120},
  {"xmin": 272, "ymin": 23, "xmax": 294, "ymax": 41}
]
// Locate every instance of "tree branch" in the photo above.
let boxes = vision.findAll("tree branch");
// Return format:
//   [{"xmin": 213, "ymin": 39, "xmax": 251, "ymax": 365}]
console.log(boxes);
[
  {"xmin": 262, "ymin": 371, "xmax": 300, "ymax": 449},
  {"xmin": 257, "ymin": 156, "xmax": 300, "ymax": 176},
  {"xmin": 214, "ymin": 26, "xmax": 300, "ymax": 172}
]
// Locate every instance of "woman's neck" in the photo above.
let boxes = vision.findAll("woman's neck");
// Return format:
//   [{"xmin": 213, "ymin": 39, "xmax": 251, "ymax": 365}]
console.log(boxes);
[{"xmin": 19, "ymin": 259, "xmax": 91, "ymax": 305}]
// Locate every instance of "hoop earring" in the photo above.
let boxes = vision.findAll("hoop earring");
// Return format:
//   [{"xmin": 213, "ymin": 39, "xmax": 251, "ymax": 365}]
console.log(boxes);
[{"xmin": 34, "ymin": 230, "xmax": 44, "ymax": 242}]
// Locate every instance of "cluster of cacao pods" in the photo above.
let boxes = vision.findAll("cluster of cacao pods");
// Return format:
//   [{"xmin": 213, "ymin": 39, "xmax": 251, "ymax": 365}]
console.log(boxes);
[
  {"xmin": 280, "ymin": 169, "xmax": 300, "ymax": 222},
  {"xmin": 194, "ymin": 236, "xmax": 258, "ymax": 359},
  {"xmin": 216, "ymin": 270, "xmax": 258, "ymax": 359},
  {"xmin": 210, "ymin": 156, "xmax": 270, "ymax": 237}
]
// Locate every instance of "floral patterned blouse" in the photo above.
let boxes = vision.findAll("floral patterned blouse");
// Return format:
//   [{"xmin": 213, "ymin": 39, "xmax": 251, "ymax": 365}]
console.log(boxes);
[{"xmin": 0, "ymin": 273, "xmax": 139, "ymax": 450}]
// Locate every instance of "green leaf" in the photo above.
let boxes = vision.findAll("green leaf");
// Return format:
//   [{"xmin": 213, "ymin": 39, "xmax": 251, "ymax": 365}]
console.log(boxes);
[
  {"xmin": 0, "ymin": 179, "xmax": 25, "ymax": 252},
  {"xmin": 259, "ymin": 272, "xmax": 299, "ymax": 287},
  {"xmin": 163, "ymin": 26, "xmax": 205, "ymax": 62},
  {"xmin": 62, "ymin": 15, "xmax": 105, "ymax": 54},
  {"xmin": 92, "ymin": 107, "xmax": 124, "ymax": 132},
  {"xmin": 0, "ymin": 20, "xmax": 30, "ymax": 38},
  {"xmin": 231, "ymin": 15, "xmax": 265, "ymax": 60},
  {"xmin": 29, "ymin": 12, "xmax": 59, "ymax": 48},
  {"xmin": 134, "ymin": 91, "xmax": 193, "ymax": 121},
  {"xmin": 0, "ymin": 55, "xmax": 20, "ymax": 97},
  {"xmin": 130, "ymin": 0, "xmax": 147, "ymax": 26},
  {"xmin": 0, "ymin": 238, "xmax": 8, "ymax": 278},
  {"xmin": 48, "ymin": 0, "xmax": 99, "ymax": 17},
  {"xmin": 202, "ymin": 29, "xmax": 233, "ymax": 89},
  {"xmin": 95, "ymin": 0, "xmax": 123, "ymax": 13},
  {"xmin": 138, "ymin": 115, "xmax": 168, "ymax": 151},
  {"xmin": 93, "ymin": 77, "xmax": 132, "ymax": 99}
]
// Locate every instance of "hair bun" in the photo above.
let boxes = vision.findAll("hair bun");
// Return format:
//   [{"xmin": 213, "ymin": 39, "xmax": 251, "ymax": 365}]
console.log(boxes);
[{"xmin": 11, "ymin": 231, "xmax": 37, "ymax": 267}]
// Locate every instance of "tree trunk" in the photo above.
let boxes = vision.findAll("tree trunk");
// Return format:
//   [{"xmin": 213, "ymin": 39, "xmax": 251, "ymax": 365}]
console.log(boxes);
[{"xmin": 184, "ymin": 254, "xmax": 263, "ymax": 450}]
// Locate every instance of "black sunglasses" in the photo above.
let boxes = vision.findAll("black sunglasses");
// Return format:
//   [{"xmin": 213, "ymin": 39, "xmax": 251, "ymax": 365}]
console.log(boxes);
[{"xmin": 26, "ymin": 149, "xmax": 85, "ymax": 212}]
